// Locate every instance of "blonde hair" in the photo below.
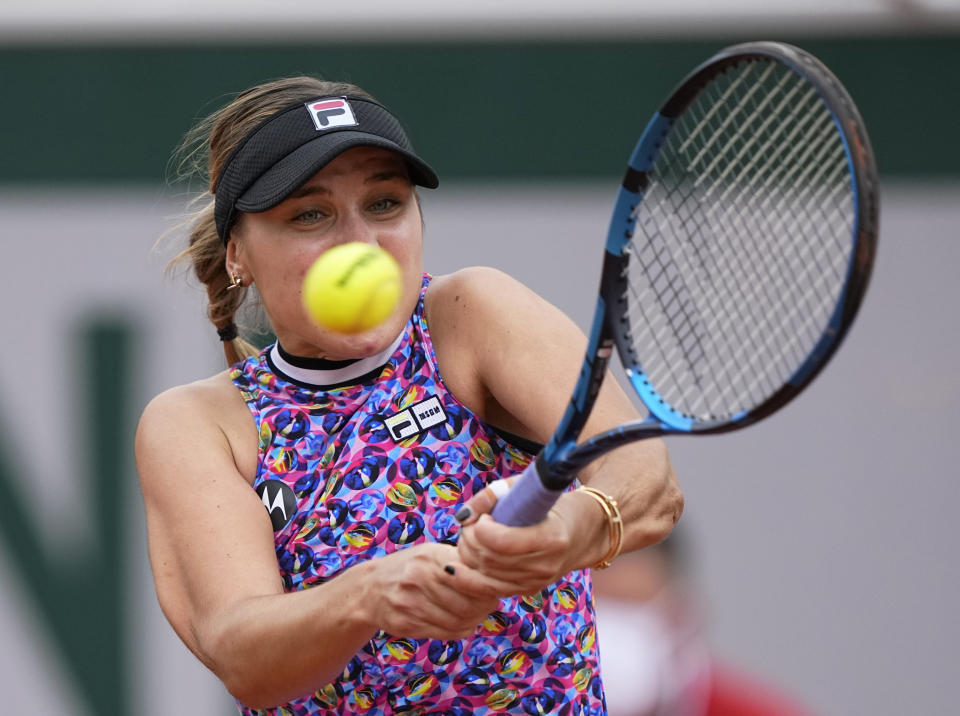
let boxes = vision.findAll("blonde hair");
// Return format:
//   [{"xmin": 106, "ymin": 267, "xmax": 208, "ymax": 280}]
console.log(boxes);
[{"xmin": 168, "ymin": 76, "xmax": 377, "ymax": 365}]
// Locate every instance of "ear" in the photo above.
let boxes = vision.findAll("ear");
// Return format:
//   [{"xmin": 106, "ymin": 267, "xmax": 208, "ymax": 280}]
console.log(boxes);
[{"xmin": 224, "ymin": 236, "xmax": 244, "ymax": 277}]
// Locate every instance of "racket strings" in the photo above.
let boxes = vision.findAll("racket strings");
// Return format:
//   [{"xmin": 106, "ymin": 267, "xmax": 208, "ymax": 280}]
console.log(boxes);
[
  {"xmin": 695, "ymin": 107, "xmax": 847, "ymax": 374},
  {"xmin": 624, "ymin": 58, "xmax": 855, "ymax": 421}
]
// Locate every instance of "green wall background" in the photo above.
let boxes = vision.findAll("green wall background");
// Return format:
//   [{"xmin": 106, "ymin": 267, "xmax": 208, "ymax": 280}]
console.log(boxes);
[
  {"xmin": 0, "ymin": 320, "xmax": 134, "ymax": 716},
  {"xmin": 2, "ymin": 34, "xmax": 958, "ymax": 186}
]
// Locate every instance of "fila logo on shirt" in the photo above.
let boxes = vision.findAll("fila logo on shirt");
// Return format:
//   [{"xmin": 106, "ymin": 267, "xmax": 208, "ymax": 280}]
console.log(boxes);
[
  {"xmin": 305, "ymin": 98, "xmax": 359, "ymax": 130},
  {"xmin": 255, "ymin": 480, "xmax": 297, "ymax": 532},
  {"xmin": 384, "ymin": 395, "xmax": 448, "ymax": 442}
]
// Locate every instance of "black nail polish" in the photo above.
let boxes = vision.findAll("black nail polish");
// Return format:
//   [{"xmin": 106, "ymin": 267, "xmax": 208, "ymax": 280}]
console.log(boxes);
[
  {"xmin": 444, "ymin": 565, "xmax": 456, "ymax": 576},
  {"xmin": 455, "ymin": 506, "xmax": 471, "ymax": 523}
]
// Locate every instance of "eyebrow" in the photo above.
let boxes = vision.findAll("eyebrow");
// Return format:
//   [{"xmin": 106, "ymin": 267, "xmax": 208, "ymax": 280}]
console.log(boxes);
[{"xmin": 289, "ymin": 170, "xmax": 410, "ymax": 200}]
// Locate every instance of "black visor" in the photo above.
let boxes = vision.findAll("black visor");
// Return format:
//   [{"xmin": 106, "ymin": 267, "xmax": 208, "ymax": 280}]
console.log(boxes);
[{"xmin": 214, "ymin": 96, "xmax": 439, "ymax": 244}]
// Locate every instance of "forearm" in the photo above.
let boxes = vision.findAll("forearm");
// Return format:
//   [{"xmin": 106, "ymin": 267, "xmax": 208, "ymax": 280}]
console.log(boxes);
[
  {"xmin": 195, "ymin": 560, "xmax": 377, "ymax": 710},
  {"xmin": 190, "ymin": 542, "xmax": 504, "ymax": 709}
]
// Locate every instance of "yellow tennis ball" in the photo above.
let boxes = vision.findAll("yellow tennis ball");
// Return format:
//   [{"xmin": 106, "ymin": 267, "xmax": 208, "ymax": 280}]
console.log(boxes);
[{"xmin": 302, "ymin": 243, "xmax": 402, "ymax": 334}]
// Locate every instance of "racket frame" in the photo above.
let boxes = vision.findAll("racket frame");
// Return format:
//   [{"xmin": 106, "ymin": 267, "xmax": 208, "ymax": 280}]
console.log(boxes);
[
  {"xmin": 543, "ymin": 41, "xmax": 878, "ymax": 483},
  {"xmin": 490, "ymin": 42, "xmax": 878, "ymax": 525}
]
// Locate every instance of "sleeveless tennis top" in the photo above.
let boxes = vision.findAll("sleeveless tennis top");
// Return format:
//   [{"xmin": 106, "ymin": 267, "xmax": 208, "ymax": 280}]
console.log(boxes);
[{"xmin": 229, "ymin": 275, "xmax": 606, "ymax": 715}]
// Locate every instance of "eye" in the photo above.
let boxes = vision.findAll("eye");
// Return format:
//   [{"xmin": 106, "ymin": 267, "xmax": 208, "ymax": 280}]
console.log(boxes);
[
  {"xmin": 292, "ymin": 208, "xmax": 328, "ymax": 224},
  {"xmin": 368, "ymin": 196, "xmax": 401, "ymax": 213}
]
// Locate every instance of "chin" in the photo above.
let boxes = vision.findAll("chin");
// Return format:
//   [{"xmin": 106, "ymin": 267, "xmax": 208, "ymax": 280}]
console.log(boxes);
[
  {"xmin": 320, "ymin": 313, "xmax": 407, "ymax": 358},
  {"xmin": 340, "ymin": 285, "xmax": 420, "ymax": 357},
  {"xmin": 286, "ymin": 285, "xmax": 418, "ymax": 360},
  {"xmin": 333, "ymin": 330, "xmax": 394, "ymax": 357}
]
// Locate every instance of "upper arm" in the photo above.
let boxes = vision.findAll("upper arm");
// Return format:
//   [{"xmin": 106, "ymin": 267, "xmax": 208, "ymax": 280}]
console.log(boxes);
[
  {"xmin": 435, "ymin": 268, "xmax": 681, "ymax": 554},
  {"xmin": 427, "ymin": 267, "xmax": 641, "ymax": 445},
  {"xmin": 135, "ymin": 383, "xmax": 282, "ymax": 661}
]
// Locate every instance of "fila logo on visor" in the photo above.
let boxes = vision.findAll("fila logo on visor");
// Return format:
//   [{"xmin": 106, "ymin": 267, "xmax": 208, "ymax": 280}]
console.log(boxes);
[
  {"xmin": 305, "ymin": 98, "xmax": 359, "ymax": 131},
  {"xmin": 385, "ymin": 396, "xmax": 448, "ymax": 442}
]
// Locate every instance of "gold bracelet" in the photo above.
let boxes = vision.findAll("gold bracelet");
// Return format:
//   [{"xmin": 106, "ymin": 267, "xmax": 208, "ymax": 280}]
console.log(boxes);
[{"xmin": 577, "ymin": 486, "xmax": 624, "ymax": 569}]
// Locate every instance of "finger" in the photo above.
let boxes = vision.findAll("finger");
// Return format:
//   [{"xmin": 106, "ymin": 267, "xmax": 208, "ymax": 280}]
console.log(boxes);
[
  {"xmin": 471, "ymin": 513, "xmax": 561, "ymax": 556},
  {"xmin": 441, "ymin": 559, "xmax": 525, "ymax": 600},
  {"xmin": 458, "ymin": 515, "xmax": 570, "ymax": 585},
  {"xmin": 448, "ymin": 551, "xmax": 557, "ymax": 601},
  {"xmin": 458, "ymin": 515, "xmax": 537, "ymax": 570},
  {"xmin": 455, "ymin": 477, "xmax": 515, "ymax": 526},
  {"xmin": 456, "ymin": 516, "xmax": 524, "ymax": 570},
  {"xmin": 428, "ymin": 566, "xmax": 526, "ymax": 632},
  {"xmin": 388, "ymin": 569, "xmax": 495, "ymax": 638}
]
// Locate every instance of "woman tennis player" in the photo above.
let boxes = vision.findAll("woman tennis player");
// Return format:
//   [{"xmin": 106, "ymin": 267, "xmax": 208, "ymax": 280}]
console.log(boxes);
[{"xmin": 135, "ymin": 75, "xmax": 683, "ymax": 715}]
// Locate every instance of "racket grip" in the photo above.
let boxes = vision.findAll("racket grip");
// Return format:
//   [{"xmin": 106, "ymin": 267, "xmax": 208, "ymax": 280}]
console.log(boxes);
[{"xmin": 490, "ymin": 459, "xmax": 566, "ymax": 526}]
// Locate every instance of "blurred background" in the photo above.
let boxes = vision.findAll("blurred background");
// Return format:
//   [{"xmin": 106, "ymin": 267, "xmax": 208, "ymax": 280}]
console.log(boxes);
[{"xmin": 1, "ymin": 1, "xmax": 958, "ymax": 714}]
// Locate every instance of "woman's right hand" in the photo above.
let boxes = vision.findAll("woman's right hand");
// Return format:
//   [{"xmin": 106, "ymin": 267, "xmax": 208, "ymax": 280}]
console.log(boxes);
[{"xmin": 361, "ymin": 541, "xmax": 509, "ymax": 641}]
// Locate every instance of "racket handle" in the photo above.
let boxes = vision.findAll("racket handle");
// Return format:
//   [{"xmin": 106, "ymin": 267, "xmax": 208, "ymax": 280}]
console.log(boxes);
[{"xmin": 490, "ymin": 458, "xmax": 566, "ymax": 526}]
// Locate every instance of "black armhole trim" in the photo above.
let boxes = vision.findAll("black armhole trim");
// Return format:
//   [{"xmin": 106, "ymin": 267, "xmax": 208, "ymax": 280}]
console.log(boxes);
[{"xmin": 491, "ymin": 427, "xmax": 543, "ymax": 456}]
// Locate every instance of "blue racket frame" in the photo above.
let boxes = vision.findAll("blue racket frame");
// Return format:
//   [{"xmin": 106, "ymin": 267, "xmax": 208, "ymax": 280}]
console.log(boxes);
[{"xmin": 491, "ymin": 42, "xmax": 878, "ymax": 527}]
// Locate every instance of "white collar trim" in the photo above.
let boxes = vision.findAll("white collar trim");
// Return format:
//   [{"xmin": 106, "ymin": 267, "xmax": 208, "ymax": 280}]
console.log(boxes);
[{"xmin": 268, "ymin": 330, "xmax": 405, "ymax": 387}]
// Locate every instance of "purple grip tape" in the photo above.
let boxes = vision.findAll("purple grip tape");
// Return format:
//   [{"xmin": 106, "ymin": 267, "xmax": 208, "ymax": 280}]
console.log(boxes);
[{"xmin": 490, "ymin": 460, "xmax": 565, "ymax": 526}]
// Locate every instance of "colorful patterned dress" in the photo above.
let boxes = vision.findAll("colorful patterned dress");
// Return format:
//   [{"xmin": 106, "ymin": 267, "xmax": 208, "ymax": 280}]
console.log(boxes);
[{"xmin": 229, "ymin": 275, "xmax": 606, "ymax": 715}]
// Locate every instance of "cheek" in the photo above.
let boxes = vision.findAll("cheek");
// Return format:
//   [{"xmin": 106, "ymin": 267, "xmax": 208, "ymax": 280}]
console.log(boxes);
[
  {"xmin": 377, "ymin": 211, "xmax": 422, "ymax": 264},
  {"xmin": 259, "ymin": 258, "xmax": 302, "ymax": 292},
  {"xmin": 386, "ymin": 233, "xmax": 423, "ymax": 299},
  {"xmin": 395, "ymin": 242, "xmax": 422, "ymax": 278},
  {"xmin": 246, "ymin": 249, "xmax": 314, "ymax": 316}
]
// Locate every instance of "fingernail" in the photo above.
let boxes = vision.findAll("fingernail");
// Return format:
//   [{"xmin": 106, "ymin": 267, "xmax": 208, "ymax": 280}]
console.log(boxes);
[
  {"xmin": 455, "ymin": 506, "xmax": 472, "ymax": 523},
  {"xmin": 444, "ymin": 565, "xmax": 456, "ymax": 576}
]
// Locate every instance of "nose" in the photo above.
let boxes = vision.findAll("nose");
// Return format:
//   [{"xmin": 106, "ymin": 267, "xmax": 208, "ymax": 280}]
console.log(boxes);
[{"xmin": 336, "ymin": 210, "xmax": 377, "ymax": 247}]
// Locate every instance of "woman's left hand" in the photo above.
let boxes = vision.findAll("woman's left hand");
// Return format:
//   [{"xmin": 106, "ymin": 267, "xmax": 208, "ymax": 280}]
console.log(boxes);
[{"xmin": 454, "ymin": 479, "xmax": 603, "ymax": 597}]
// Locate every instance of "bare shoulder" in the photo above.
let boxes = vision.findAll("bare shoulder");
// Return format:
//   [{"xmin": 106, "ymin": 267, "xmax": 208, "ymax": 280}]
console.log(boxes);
[
  {"xmin": 425, "ymin": 268, "xmax": 586, "ymax": 432},
  {"xmin": 427, "ymin": 266, "xmax": 566, "ymax": 336},
  {"xmin": 428, "ymin": 266, "xmax": 516, "ymax": 300},
  {"xmin": 137, "ymin": 371, "xmax": 238, "ymax": 437},
  {"xmin": 429, "ymin": 265, "xmax": 583, "ymax": 344},
  {"xmin": 136, "ymin": 370, "xmax": 257, "ymax": 485},
  {"xmin": 426, "ymin": 267, "xmax": 541, "ymax": 375}
]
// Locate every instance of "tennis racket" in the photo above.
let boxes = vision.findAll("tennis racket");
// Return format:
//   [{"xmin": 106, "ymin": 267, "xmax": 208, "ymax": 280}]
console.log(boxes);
[{"xmin": 491, "ymin": 41, "xmax": 879, "ymax": 526}]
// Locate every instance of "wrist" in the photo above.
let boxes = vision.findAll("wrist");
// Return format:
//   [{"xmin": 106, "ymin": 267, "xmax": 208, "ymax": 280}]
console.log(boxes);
[
  {"xmin": 552, "ymin": 487, "xmax": 623, "ymax": 572},
  {"xmin": 575, "ymin": 486, "xmax": 624, "ymax": 569},
  {"xmin": 345, "ymin": 558, "xmax": 385, "ymax": 633}
]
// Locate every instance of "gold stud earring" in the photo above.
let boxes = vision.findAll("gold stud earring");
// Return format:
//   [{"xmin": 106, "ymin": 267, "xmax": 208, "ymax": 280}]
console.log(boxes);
[{"xmin": 226, "ymin": 273, "xmax": 244, "ymax": 291}]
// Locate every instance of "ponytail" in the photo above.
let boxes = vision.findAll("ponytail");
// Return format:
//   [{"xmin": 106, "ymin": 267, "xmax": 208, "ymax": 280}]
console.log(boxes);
[{"xmin": 169, "ymin": 200, "xmax": 260, "ymax": 366}]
